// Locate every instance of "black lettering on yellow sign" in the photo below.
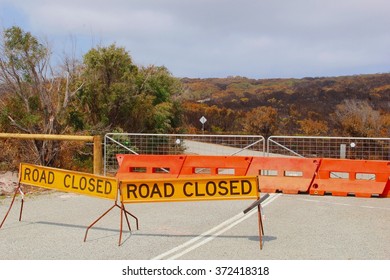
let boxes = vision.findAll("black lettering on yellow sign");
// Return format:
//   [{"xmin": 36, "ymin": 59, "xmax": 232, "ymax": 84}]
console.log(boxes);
[
  {"xmin": 124, "ymin": 179, "xmax": 255, "ymax": 201},
  {"xmin": 20, "ymin": 163, "xmax": 117, "ymax": 200},
  {"xmin": 23, "ymin": 167, "xmax": 55, "ymax": 185},
  {"xmin": 183, "ymin": 180, "xmax": 253, "ymax": 197},
  {"xmin": 63, "ymin": 174, "xmax": 113, "ymax": 195},
  {"xmin": 127, "ymin": 182, "xmax": 174, "ymax": 199}
]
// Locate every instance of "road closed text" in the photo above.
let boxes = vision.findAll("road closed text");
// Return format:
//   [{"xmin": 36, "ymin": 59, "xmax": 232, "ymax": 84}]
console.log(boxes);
[
  {"xmin": 121, "ymin": 176, "xmax": 259, "ymax": 203},
  {"xmin": 20, "ymin": 163, "xmax": 117, "ymax": 200}
]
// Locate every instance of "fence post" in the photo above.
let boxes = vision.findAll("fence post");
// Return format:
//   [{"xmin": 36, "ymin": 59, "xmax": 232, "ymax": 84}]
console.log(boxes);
[{"xmin": 93, "ymin": 135, "xmax": 103, "ymax": 175}]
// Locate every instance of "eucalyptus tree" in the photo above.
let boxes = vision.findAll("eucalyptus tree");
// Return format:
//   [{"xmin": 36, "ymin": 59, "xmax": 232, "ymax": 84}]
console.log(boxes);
[
  {"xmin": 0, "ymin": 26, "xmax": 83, "ymax": 165},
  {"xmin": 80, "ymin": 44, "xmax": 183, "ymax": 133}
]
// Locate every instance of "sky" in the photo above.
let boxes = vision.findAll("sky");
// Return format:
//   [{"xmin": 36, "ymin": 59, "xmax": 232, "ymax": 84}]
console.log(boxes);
[{"xmin": 0, "ymin": 0, "xmax": 390, "ymax": 79}]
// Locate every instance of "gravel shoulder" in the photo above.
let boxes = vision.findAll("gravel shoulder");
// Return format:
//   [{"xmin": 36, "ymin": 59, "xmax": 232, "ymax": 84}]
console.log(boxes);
[{"xmin": 0, "ymin": 171, "xmax": 19, "ymax": 196}]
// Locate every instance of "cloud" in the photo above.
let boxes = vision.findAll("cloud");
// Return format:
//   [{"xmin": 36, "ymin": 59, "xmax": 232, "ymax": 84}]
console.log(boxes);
[{"xmin": 1, "ymin": 0, "xmax": 390, "ymax": 78}]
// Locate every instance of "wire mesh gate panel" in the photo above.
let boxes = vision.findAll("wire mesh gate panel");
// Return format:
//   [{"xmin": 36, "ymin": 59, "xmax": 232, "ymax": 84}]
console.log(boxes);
[
  {"xmin": 104, "ymin": 133, "xmax": 265, "ymax": 175},
  {"xmin": 267, "ymin": 136, "xmax": 390, "ymax": 160}
]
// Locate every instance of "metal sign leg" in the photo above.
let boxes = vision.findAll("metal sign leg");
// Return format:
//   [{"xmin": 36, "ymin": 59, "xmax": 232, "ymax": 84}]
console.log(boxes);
[
  {"xmin": 0, "ymin": 183, "xmax": 24, "ymax": 229},
  {"xmin": 118, "ymin": 202, "xmax": 139, "ymax": 246},
  {"xmin": 243, "ymin": 193, "xmax": 269, "ymax": 250},
  {"xmin": 84, "ymin": 200, "xmax": 139, "ymax": 245},
  {"xmin": 257, "ymin": 204, "xmax": 264, "ymax": 250},
  {"xmin": 84, "ymin": 203, "xmax": 117, "ymax": 242}
]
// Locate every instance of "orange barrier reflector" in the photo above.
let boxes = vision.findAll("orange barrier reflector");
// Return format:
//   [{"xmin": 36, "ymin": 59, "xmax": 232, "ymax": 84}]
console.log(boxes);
[
  {"xmin": 310, "ymin": 159, "xmax": 390, "ymax": 197},
  {"xmin": 115, "ymin": 154, "xmax": 186, "ymax": 180},
  {"xmin": 178, "ymin": 155, "xmax": 253, "ymax": 177},
  {"xmin": 381, "ymin": 179, "xmax": 390, "ymax": 198},
  {"xmin": 246, "ymin": 157, "xmax": 321, "ymax": 194},
  {"xmin": 116, "ymin": 154, "xmax": 125, "ymax": 167}
]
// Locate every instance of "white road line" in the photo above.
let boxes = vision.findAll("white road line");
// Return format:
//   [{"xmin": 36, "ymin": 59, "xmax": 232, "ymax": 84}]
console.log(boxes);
[
  {"xmin": 151, "ymin": 193, "xmax": 281, "ymax": 260},
  {"xmin": 296, "ymin": 197, "xmax": 390, "ymax": 210}
]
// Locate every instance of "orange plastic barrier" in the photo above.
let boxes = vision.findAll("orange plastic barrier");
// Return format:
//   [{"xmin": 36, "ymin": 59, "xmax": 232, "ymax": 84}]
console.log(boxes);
[
  {"xmin": 115, "ymin": 154, "xmax": 186, "ymax": 180},
  {"xmin": 310, "ymin": 158, "xmax": 390, "ymax": 197},
  {"xmin": 115, "ymin": 154, "xmax": 390, "ymax": 198},
  {"xmin": 178, "ymin": 155, "xmax": 253, "ymax": 177},
  {"xmin": 246, "ymin": 157, "xmax": 321, "ymax": 194}
]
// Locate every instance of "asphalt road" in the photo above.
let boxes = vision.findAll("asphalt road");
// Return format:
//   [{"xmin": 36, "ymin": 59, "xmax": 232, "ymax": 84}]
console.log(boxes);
[{"xmin": 1, "ymin": 190, "xmax": 389, "ymax": 260}]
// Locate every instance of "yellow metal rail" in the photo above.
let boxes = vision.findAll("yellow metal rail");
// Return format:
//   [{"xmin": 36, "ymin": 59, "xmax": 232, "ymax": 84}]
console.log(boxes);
[{"xmin": 0, "ymin": 133, "xmax": 102, "ymax": 174}]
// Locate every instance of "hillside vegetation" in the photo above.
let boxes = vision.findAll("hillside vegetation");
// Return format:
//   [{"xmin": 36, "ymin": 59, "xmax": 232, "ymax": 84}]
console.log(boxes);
[{"xmin": 180, "ymin": 75, "xmax": 390, "ymax": 137}]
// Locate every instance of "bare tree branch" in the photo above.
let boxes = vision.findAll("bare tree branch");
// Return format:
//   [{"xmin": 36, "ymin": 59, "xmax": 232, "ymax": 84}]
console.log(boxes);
[{"xmin": 7, "ymin": 115, "xmax": 30, "ymax": 133}]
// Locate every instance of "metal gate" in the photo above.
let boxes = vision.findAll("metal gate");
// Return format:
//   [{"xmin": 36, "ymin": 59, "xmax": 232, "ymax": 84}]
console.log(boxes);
[
  {"xmin": 104, "ymin": 133, "xmax": 265, "ymax": 175},
  {"xmin": 267, "ymin": 136, "xmax": 390, "ymax": 160},
  {"xmin": 104, "ymin": 134, "xmax": 389, "ymax": 175}
]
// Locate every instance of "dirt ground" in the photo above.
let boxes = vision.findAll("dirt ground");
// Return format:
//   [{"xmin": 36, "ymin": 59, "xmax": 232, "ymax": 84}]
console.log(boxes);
[{"xmin": 0, "ymin": 171, "xmax": 19, "ymax": 196}]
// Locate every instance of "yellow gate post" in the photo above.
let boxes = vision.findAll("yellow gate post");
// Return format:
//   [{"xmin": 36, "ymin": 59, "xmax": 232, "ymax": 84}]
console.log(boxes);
[{"xmin": 93, "ymin": 135, "xmax": 103, "ymax": 175}]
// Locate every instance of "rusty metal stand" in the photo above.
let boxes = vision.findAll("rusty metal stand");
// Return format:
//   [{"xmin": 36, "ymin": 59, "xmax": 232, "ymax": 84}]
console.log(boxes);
[
  {"xmin": 243, "ymin": 193, "xmax": 269, "ymax": 250},
  {"xmin": 118, "ymin": 201, "xmax": 139, "ymax": 246},
  {"xmin": 0, "ymin": 182, "xmax": 24, "ymax": 229},
  {"xmin": 84, "ymin": 188, "xmax": 138, "ymax": 246},
  {"xmin": 257, "ymin": 204, "xmax": 264, "ymax": 250}
]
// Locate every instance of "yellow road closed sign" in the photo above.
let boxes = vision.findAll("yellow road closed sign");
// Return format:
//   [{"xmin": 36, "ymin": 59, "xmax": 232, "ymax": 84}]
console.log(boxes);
[
  {"xmin": 120, "ymin": 176, "xmax": 259, "ymax": 203},
  {"xmin": 19, "ymin": 163, "xmax": 117, "ymax": 200}
]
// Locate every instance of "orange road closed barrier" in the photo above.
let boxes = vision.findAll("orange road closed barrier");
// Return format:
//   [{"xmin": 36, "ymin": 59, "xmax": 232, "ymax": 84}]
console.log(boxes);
[
  {"xmin": 115, "ymin": 154, "xmax": 390, "ymax": 198},
  {"xmin": 246, "ymin": 157, "xmax": 321, "ymax": 194},
  {"xmin": 310, "ymin": 158, "xmax": 390, "ymax": 197},
  {"xmin": 178, "ymin": 155, "xmax": 253, "ymax": 177},
  {"xmin": 115, "ymin": 154, "xmax": 254, "ymax": 179},
  {"xmin": 115, "ymin": 154, "xmax": 186, "ymax": 180}
]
